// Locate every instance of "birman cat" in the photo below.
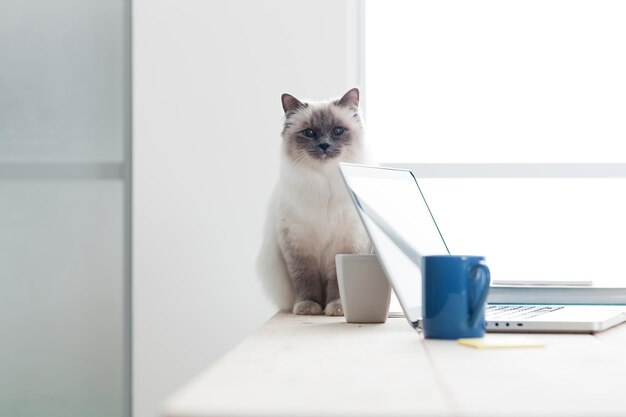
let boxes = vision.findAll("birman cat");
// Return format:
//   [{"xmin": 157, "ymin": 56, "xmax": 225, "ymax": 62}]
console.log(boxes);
[{"xmin": 257, "ymin": 88, "xmax": 371, "ymax": 315}]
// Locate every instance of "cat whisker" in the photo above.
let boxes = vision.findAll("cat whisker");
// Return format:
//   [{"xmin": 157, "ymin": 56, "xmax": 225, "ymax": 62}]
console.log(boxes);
[{"xmin": 258, "ymin": 88, "xmax": 370, "ymax": 314}]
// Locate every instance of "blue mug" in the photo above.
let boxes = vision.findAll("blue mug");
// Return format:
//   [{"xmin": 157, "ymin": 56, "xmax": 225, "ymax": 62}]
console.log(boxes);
[{"xmin": 422, "ymin": 255, "xmax": 491, "ymax": 339}]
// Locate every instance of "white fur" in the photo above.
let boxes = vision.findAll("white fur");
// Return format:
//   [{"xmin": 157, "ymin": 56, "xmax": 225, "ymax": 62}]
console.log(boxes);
[{"xmin": 256, "ymin": 100, "xmax": 373, "ymax": 310}]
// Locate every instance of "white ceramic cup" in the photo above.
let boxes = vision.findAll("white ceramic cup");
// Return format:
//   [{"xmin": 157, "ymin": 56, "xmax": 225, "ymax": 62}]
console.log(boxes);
[{"xmin": 336, "ymin": 254, "xmax": 391, "ymax": 323}]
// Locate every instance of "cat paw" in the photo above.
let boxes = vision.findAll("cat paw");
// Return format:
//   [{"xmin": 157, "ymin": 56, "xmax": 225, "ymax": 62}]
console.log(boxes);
[
  {"xmin": 293, "ymin": 300, "xmax": 323, "ymax": 315},
  {"xmin": 324, "ymin": 299, "xmax": 343, "ymax": 316}
]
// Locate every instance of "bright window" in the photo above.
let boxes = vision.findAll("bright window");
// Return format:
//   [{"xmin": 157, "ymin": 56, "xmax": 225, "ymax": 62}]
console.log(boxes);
[
  {"xmin": 365, "ymin": 0, "xmax": 626, "ymax": 163},
  {"xmin": 364, "ymin": 1, "xmax": 626, "ymax": 286}
]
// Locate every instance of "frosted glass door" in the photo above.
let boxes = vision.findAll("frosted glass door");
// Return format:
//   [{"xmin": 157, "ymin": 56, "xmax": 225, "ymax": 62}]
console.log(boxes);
[{"xmin": 0, "ymin": 1, "xmax": 130, "ymax": 417}]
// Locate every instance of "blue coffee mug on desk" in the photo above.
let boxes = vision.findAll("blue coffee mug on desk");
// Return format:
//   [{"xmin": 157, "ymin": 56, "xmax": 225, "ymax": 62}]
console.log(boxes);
[{"xmin": 422, "ymin": 255, "xmax": 491, "ymax": 339}]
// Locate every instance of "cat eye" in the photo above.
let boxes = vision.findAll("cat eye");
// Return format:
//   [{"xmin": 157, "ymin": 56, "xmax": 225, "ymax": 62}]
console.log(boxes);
[
  {"xmin": 332, "ymin": 126, "xmax": 345, "ymax": 136},
  {"xmin": 302, "ymin": 128, "xmax": 317, "ymax": 138}
]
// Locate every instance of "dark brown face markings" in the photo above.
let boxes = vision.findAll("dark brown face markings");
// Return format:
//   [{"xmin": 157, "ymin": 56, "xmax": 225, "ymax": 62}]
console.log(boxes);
[{"xmin": 281, "ymin": 103, "xmax": 361, "ymax": 162}]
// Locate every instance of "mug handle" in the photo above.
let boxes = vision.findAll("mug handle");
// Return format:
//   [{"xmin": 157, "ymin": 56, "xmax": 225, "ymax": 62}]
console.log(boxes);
[{"xmin": 469, "ymin": 263, "xmax": 491, "ymax": 328}]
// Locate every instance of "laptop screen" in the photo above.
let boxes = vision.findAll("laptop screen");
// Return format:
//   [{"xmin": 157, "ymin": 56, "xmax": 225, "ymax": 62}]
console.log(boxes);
[{"xmin": 339, "ymin": 163, "xmax": 450, "ymax": 324}]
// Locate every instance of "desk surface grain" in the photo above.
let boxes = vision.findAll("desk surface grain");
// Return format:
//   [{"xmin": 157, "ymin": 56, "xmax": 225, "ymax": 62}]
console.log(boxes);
[{"xmin": 163, "ymin": 312, "xmax": 626, "ymax": 417}]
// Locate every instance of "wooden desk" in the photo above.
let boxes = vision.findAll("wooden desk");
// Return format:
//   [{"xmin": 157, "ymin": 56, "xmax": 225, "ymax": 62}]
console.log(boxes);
[{"xmin": 163, "ymin": 312, "xmax": 626, "ymax": 417}]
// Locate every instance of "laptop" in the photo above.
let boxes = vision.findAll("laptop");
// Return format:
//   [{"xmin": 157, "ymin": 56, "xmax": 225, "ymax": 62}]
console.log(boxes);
[{"xmin": 338, "ymin": 163, "xmax": 626, "ymax": 333}]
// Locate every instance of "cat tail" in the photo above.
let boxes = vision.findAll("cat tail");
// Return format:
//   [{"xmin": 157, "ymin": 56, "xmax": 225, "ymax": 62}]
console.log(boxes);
[{"xmin": 256, "ymin": 227, "xmax": 295, "ymax": 312}]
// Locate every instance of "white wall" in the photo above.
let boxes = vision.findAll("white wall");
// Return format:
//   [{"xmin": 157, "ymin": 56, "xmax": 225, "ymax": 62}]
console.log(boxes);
[{"xmin": 133, "ymin": 1, "xmax": 360, "ymax": 416}]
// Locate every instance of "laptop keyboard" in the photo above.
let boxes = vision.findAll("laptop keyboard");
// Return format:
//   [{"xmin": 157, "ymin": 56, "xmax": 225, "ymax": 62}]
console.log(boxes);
[{"xmin": 486, "ymin": 305, "xmax": 564, "ymax": 320}]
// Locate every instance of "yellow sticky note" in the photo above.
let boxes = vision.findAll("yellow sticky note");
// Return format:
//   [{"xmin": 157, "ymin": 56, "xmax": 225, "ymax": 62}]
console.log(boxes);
[{"xmin": 458, "ymin": 336, "xmax": 545, "ymax": 349}]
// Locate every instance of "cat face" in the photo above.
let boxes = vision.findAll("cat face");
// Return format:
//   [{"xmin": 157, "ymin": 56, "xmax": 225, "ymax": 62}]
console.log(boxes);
[{"xmin": 281, "ymin": 88, "xmax": 363, "ymax": 164}]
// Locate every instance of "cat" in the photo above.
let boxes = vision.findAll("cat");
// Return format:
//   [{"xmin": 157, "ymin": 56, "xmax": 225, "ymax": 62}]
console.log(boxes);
[{"xmin": 256, "ymin": 88, "xmax": 372, "ymax": 316}]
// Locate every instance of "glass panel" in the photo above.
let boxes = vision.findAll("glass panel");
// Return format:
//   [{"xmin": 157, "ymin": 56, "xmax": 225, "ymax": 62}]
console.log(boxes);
[
  {"xmin": 0, "ymin": 182, "xmax": 125, "ymax": 417},
  {"xmin": 366, "ymin": 1, "xmax": 626, "ymax": 163},
  {"xmin": 0, "ymin": 0, "xmax": 128, "ymax": 416},
  {"xmin": 0, "ymin": 0, "xmax": 126, "ymax": 163}
]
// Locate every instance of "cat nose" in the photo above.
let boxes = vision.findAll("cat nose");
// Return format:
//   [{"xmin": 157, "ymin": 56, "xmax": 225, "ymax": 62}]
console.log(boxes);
[{"xmin": 319, "ymin": 143, "xmax": 330, "ymax": 151}]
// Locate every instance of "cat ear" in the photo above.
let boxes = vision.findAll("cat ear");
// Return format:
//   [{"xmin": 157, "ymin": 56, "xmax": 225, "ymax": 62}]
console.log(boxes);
[
  {"xmin": 281, "ymin": 93, "xmax": 305, "ymax": 114},
  {"xmin": 337, "ymin": 88, "xmax": 360, "ymax": 108}
]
